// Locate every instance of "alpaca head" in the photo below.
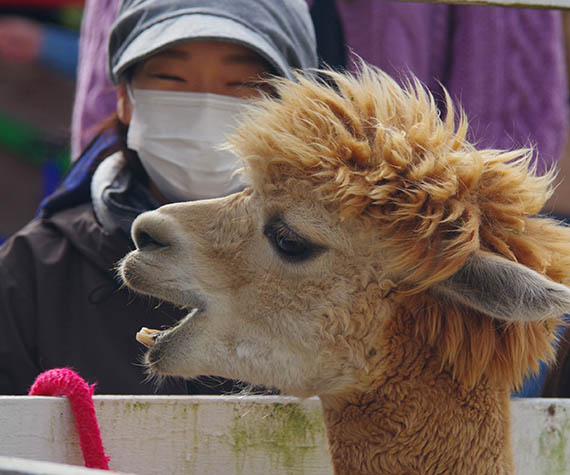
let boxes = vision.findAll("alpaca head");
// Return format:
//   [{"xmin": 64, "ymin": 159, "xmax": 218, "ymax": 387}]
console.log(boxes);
[{"xmin": 120, "ymin": 66, "xmax": 570, "ymax": 398}]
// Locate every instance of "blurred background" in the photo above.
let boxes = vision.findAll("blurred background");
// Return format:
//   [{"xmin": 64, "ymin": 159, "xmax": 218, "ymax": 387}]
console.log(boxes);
[
  {"xmin": 0, "ymin": 1, "xmax": 569, "ymax": 245},
  {"xmin": 0, "ymin": 0, "xmax": 81, "ymax": 242}
]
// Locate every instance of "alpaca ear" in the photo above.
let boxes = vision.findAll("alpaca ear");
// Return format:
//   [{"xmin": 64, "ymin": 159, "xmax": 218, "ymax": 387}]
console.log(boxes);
[{"xmin": 434, "ymin": 252, "xmax": 570, "ymax": 321}]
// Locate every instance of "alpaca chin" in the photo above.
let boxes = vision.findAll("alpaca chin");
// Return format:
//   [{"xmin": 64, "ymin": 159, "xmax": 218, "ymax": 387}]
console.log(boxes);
[{"xmin": 142, "ymin": 309, "xmax": 208, "ymax": 379}]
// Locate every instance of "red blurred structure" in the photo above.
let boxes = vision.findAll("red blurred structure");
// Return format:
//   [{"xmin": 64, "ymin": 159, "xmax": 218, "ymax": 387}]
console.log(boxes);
[{"xmin": 0, "ymin": 1, "xmax": 83, "ymax": 5}]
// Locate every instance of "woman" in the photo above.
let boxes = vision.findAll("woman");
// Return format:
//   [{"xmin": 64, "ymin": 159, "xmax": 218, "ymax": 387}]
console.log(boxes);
[{"xmin": 0, "ymin": 0, "xmax": 317, "ymax": 395}]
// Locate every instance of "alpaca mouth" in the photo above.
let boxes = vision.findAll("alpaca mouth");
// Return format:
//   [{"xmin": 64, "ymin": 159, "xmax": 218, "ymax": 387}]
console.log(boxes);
[{"xmin": 136, "ymin": 307, "xmax": 201, "ymax": 348}]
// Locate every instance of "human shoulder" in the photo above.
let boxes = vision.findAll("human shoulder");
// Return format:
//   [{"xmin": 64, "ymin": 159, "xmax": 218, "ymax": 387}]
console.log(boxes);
[{"xmin": 0, "ymin": 204, "xmax": 94, "ymax": 274}]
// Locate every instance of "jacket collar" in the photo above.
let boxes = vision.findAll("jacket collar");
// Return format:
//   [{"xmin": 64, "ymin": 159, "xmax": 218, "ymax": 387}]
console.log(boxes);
[{"xmin": 91, "ymin": 151, "xmax": 159, "ymax": 236}]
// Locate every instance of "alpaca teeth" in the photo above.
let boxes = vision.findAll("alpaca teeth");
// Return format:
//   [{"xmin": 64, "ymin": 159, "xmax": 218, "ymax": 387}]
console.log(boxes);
[{"xmin": 136, "ymin": 327, "xmax": 161, "ymax": 348}]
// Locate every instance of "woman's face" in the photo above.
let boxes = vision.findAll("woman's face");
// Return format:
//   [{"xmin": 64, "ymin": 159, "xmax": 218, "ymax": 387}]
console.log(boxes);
[{"xmin": 117, "ymin": 40, "xmax": 273, "ymax": 124}]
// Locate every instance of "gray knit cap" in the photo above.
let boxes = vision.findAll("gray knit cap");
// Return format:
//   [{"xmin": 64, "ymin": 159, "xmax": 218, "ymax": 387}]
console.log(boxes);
[{"xmin": 108, "ymin": 0, "xmax": 317, "ymax": 84}]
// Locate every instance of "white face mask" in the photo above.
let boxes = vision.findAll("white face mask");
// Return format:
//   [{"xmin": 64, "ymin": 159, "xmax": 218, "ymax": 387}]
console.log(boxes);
[{"xmin": 126, "ymin": 88, "xmax": 249, "ymax": 202}]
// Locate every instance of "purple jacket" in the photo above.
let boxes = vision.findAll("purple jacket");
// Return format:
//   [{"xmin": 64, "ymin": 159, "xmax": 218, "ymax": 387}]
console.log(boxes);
[
  {"xmin": 71, "ymin": 0, "xmax": 568, "ymax": 173},
  {"xmin": 336, "ymin": 1, "xmax": 568, "ymax": 174},
  {"xmin": 71, "ymin": 0, "xmax": 119, "ymax": 159}
]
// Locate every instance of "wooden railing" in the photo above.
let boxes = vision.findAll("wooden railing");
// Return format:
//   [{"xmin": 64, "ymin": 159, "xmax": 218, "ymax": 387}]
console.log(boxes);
[{"xmin": 1, "ymin": 396, "xmax": 569, "ymax": 474}]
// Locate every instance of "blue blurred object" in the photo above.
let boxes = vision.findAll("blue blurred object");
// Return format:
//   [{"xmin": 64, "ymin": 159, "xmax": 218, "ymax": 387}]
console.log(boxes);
[
  {"xmin": 40, "ymin": 24, "xmax": 79, "ymax": 77},
  {"xmin": 513, "ymin": 361, "xmax": 549, "ymax": 397},
  {"xmin": 42, "ymin": 160, "xmax": 63, "ymax": 197}
]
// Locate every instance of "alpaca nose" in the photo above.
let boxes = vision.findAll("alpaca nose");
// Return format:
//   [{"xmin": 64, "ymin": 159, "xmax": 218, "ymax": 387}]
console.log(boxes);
[
  {"xmin": 133, "ymin": 229, "xmax": 169, "ymax": 251},
  {"xmin": 132, "ymin": 216, "xmax": 170, "ymax": 251}
]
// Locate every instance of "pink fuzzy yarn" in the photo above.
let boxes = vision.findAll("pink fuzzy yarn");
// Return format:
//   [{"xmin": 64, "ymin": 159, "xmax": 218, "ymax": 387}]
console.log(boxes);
[{"xmin": 29, "ymin": 368, "xmax": 110, "ymax": 470}]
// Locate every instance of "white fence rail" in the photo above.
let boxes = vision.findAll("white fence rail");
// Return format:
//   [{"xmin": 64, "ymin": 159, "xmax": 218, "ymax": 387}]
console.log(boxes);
[{"xmin": 0, "ymin": 396, "xmax": 570, "ymax": 474}]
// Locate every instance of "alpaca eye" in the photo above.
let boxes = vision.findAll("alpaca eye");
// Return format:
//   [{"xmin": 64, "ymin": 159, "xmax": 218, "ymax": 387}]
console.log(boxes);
[
  {"xmin": 275, "ymin": 234, "xmax": 309, "ymax": 257},
  {"xmin": 263, "ymin": 218, "xmax": 321, "ymax": 263}
]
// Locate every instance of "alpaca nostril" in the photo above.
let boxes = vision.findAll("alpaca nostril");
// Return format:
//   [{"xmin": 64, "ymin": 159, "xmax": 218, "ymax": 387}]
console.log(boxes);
[{"xmin": 134, "ymin": 229, "xmax": 169, "ymax": 251}]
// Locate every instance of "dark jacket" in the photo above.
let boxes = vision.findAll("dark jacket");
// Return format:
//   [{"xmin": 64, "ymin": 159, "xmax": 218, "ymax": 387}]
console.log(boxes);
[{"xmin": 0, "ymin": 133, "xmax": 237, "ymax": 395}]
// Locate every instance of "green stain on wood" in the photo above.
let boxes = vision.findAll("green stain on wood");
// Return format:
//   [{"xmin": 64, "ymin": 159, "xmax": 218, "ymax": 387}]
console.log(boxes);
[
  {"xmin": 538, "ymin": 407, "xmax": 570, "ymax": 475},
  {"xmin": 229, "ymin": 402, "xmax": 326, "ymax": 475},
  {"xmin": 185, "ymin": 403, "xmax": 201, "ymax": 470},
  {"xmin": 127, "ymin": 401, "xmax": 151, "ymax": 412}
]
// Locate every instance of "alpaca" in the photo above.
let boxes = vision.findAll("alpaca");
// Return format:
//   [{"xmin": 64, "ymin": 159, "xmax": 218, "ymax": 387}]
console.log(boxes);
[{"xmin": 120, "ymin": 66, "xmax": 570, "ymax": 474}]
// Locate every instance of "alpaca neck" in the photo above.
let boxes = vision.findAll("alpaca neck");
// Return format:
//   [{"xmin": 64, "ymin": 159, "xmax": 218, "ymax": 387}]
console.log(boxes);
[{"xmin": 319, "ymin": 340, "xmax": 514, "ymax": 475}]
